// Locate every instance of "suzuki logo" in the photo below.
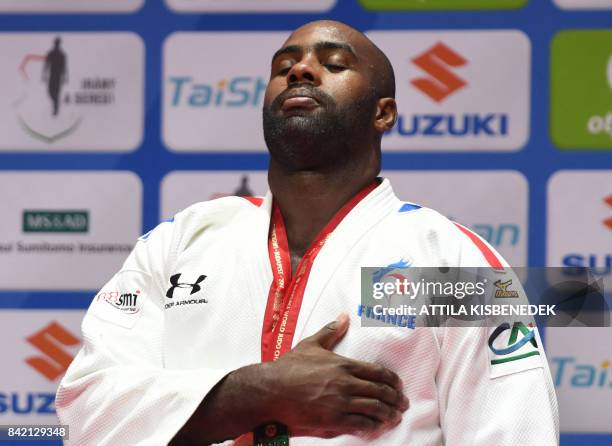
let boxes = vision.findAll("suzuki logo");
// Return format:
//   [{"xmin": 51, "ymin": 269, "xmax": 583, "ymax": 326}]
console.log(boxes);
[
  {"xmin": 411, "ymin": 42, "xmax": 468, "ymax": 102},
  {"xmin": 604, "ymin": 194, "xmax": 612, "ymax": 230},
  {"xmin": 25, "ymin": 322, "xmax": 80, "ymax": 381}
]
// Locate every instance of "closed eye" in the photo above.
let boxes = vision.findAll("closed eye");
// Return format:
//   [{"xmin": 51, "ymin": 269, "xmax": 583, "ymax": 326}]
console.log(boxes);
[
  {"xmin": 324, "ymin": 64, "xmax": 346, "ymax": 73},
  {"xmin": 277, "ymin": 67, "xmax": 291, "ymax": 76}
]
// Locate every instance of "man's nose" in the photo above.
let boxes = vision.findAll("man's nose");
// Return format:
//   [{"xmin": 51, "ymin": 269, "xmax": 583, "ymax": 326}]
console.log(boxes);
[{"xmin": 287, "ymin": 57, "xmax": 319, "ymax": 85}]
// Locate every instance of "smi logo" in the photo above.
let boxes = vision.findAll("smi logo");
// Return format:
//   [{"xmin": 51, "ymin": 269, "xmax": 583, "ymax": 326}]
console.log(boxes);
[
  {"xmin": 25, "ymin": 322, "xmax": 80, "ymax": 381},
  {"xmin": 410, "ymin": 42, "xmax": 468, "ymax": 102},
  {"xmin": 96, "ymin": 289, "xmax": 141, "ymax": 314}
]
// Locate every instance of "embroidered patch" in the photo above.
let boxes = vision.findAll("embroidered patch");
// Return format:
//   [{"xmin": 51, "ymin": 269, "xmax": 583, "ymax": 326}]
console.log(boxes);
[
  {"xmin": 488, "ymin": 321, "xmax": 543, "ymax": 378},
  {"xmin": 92, "ymin": 270, "xmax": 151, "ymax": 329}
]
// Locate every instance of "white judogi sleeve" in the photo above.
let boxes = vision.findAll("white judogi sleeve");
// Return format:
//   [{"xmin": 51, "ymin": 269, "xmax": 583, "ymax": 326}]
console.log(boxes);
[
  {"xmin": 56, "ymin": 217, "xmax": 232, "ymax": 445},
  {"xmin": 436, "ymin": 224, "xmax": 559, "ymax": 445}
]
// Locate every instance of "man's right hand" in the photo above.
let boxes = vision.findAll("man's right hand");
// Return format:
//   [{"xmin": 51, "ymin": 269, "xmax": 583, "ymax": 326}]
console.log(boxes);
[
  {"xmin": 170, "ymin": 313, "xmax": 409, "ymax": 445},
  {"xmin": 260, "ymin": 313, "xmax": 409, "ymax": 435}
]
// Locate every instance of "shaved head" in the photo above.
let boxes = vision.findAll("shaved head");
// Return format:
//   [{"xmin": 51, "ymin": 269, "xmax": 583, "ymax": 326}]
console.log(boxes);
[{"xmin": 286, "ymin": 20, "xmax": 395, "ymax": 99}]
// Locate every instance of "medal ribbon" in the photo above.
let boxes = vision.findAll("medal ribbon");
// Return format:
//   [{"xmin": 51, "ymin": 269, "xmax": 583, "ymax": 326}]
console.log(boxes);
[
  {"xmin": 261, "ymin": 180, "xmax": 378, "ymax": 362},
  {"xmin": 246, "ymin": 181, "xmax": 377, "ymax": 446}
]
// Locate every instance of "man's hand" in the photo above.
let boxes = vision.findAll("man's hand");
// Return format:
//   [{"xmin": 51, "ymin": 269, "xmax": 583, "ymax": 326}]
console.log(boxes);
[
  {"xmin": 262, "ymin": 313, "xmax": 409, "ymax": 435},
  {"xmin": 170, "ymin": 313, "xmax": 408, "ymax": 445}
]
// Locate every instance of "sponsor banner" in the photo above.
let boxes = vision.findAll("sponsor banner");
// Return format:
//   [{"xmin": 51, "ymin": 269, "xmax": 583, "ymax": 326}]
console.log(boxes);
[
  {"xmin": 0, "ymin": 310, "xmax": 84, "ymax": 424},
  {"xmin": 163, "ymin": 32, "xmax": 287, "ymax": 152},
  {"xmin": 359, "ymin": 0, "xmax": 526, "ymax": 10},
  {"xmin": 547, "ymin": 171, "xmax": 612, "ymax": 290},
  {"xmin": 0, "ymin": 0, "xmax": 143, "ymax": 12},
  {"xmin": 165, "ymin": 0, "xmax": 336, "ymax": 12},
  {"xmin": 547, "ymin": 327, "xmax": 612, "ymax": 432},
  {"xmin": 0, "ymin": 33, "xmax": 144, "ymax": 152},
  {"xmin": 554, "ymin": 0, "xmax": 612, "ymax": 9},
  {"xmin": 383, "ymin": 171, "xmax": 527, "ymax": 266},
  {"xmin": 0, "ymin": 172, "xmax": 142, "ymax": 290},
  {"xmin": 367, "ymin": 31, "xmax": 530, "ymax": 152},
  {"xmin": 161, "ymin": 171, "xmax": 267, "ymax": 218},
  {"xmin": 551, "ymin": 30, "xmax": 612, "ymax": 149}
]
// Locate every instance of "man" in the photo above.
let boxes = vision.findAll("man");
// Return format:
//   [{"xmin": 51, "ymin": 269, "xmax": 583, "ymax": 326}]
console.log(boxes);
[
  {"xmin": 56, "ymin": 21, "xmax": 558, "ymax": 445},
  {"xmin": 43, "ymin": 37, "xmax": 67, "ymax": 117}
]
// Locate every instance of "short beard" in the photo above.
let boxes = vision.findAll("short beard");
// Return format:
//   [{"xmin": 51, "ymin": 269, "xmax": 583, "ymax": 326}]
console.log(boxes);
[{"xmin": 263, "ymin": 86, "xmax": 377, "ymax": 171}]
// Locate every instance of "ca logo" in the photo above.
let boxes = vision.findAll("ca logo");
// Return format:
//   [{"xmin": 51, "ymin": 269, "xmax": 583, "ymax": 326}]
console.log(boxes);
[{"xmin": 488, "ymin": 322, "xmax": 540, "ymax": 365}]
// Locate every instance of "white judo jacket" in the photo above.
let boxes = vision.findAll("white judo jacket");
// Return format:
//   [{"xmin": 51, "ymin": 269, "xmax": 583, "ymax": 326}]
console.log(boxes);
[{"xmin": 56, "ymin": 179, "xmax": 559, "ymax": 445}]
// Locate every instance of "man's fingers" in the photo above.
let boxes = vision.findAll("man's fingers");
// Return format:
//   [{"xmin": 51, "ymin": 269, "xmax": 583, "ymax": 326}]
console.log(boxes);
[
  {"xmin": 348, "ymin": 378, "xmax": 408, "ymax": 410},
  {"xmin": 345, "ymin": 398, "xmax": 401, "ymax": 423},
  {"xmin": 337, "ymin": 413, "xmax": 381, "ymax": 433},
  {"xmin": 305, "ymin": 313, "xmax": 350, "ymax": 350},
  {"xmin": 347, "ymin": 360, "xmax": 403, "ymax": 391}
]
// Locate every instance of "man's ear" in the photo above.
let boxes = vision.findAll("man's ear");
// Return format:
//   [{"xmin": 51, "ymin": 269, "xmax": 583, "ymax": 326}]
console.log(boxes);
[{"xmin": 374, "ymin": 97, "xmax": 397, "ymax": 133}]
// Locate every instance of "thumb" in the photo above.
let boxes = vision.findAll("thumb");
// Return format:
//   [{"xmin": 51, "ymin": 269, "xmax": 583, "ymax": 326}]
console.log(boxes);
[{"xmin": 310, "ymin": 313, "xmax": 350, "ymax": 350}]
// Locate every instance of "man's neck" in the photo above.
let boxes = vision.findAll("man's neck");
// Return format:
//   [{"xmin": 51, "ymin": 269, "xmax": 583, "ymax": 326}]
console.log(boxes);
[{"xmin": 268, "ymin": 158, "xmax": 378, "ymax": 274}]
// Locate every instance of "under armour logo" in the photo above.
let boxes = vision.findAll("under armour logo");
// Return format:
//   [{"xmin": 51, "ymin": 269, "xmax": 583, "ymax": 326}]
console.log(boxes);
[{"xmin": 166, "ymin": 273, "xmax": 207, "ymax": 299}]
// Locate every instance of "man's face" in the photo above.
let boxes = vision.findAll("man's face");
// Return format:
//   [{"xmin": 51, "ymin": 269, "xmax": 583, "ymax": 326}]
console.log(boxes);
[{"xmin": 263, "ymin": 23, "xmax": 379, "ymax": 169}]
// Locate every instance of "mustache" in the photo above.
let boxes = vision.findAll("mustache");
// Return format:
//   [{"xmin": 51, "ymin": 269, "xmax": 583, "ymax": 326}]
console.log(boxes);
[{"xmin": 269, "ymin": 84, "xmax": 335, "ymax": 112}]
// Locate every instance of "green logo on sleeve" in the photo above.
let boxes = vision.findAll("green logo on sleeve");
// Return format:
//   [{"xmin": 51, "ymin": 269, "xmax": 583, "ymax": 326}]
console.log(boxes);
[
  {"xmin": 359, "ymin": 0, "xmax": 527, "ymax": 10},
  {"xmin": 551, "ymin": 30, "xmax": 612, "ymax": 150}
]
